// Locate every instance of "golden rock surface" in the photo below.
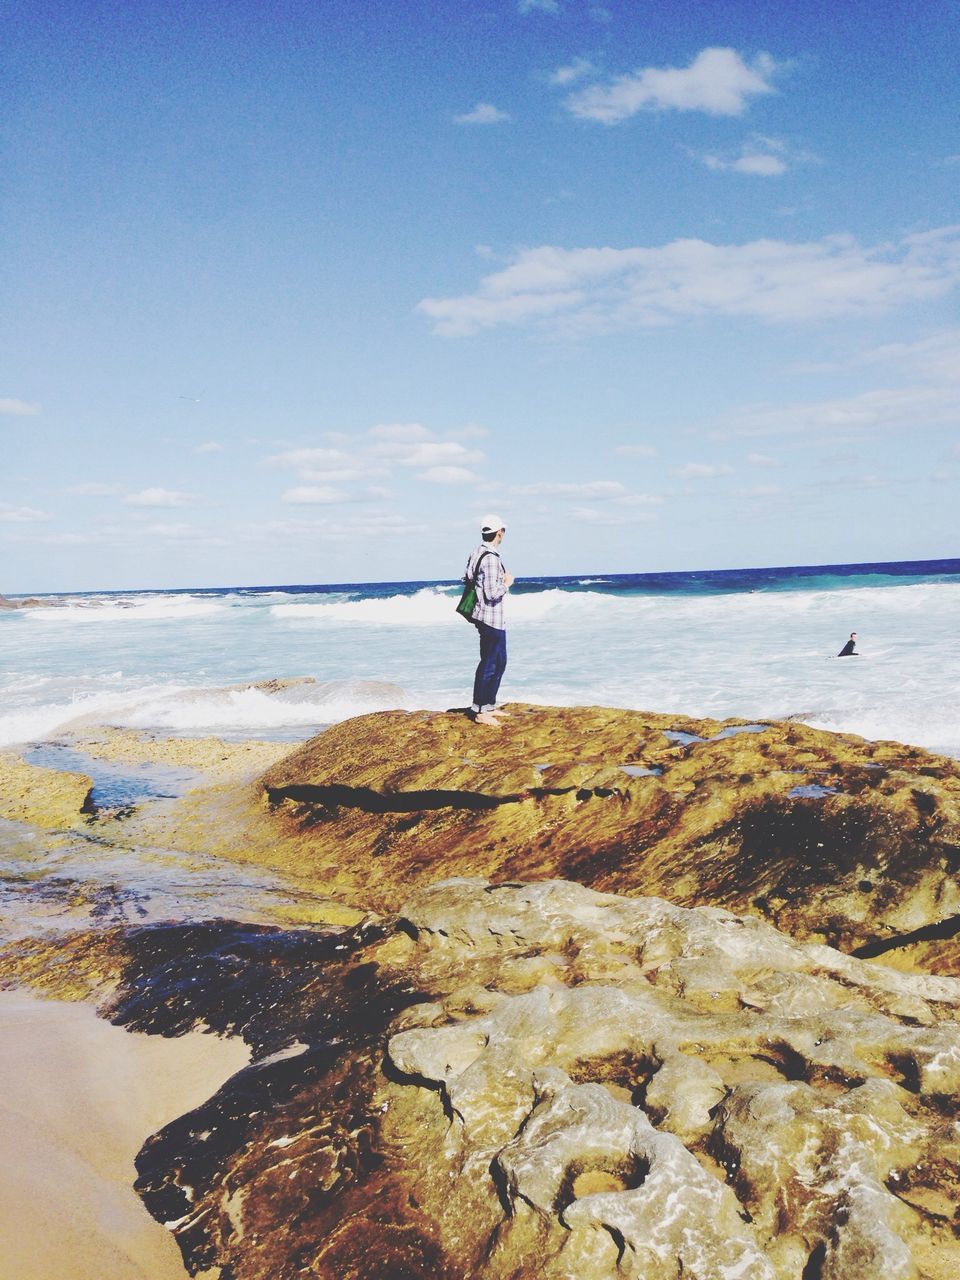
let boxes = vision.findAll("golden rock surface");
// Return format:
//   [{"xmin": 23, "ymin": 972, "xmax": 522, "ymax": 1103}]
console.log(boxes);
[
  {"xmin": 132, "ymin": 705, "xmax": 960, "ymax": 969},
  {"xmin": 0, "ymin": 752, "xmax": 94, "ymax": 828}
]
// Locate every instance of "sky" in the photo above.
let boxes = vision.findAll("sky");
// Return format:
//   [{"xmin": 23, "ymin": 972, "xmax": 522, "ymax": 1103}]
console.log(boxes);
[{"xmin": 3, "ymin": 0, "xmax": 960, "ymax": 592}]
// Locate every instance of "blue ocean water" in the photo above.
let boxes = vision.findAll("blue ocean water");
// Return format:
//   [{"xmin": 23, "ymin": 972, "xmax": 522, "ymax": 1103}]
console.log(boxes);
[{"xmin": 2, "ymin": 557, "xmax": 960, "ymax": 756}]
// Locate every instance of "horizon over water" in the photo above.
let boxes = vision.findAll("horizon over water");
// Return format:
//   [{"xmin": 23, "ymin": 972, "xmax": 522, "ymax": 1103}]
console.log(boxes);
[{"xmin": 2, "ymin": 555, "xmax": 960, "ymax": 758}]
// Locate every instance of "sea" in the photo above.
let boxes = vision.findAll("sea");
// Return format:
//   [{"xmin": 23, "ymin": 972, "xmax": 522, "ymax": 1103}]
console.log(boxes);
[{"xmin": 2, "ymin": 557, "xmax": 960, "ymax": 758}]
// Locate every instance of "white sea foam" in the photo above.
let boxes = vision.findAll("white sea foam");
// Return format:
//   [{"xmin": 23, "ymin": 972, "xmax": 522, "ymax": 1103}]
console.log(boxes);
[
  {"xmin": 0, "ymin": 677, "xmax": 432, "ymax": 746},
  {"xmin": 3, "ymin": 578, "xmax": 960, "ymax": 755},
  {"xmin": 22, "ymin": 594, "xmax": 229, "ymax": 622},
  {"xmin": 271, "ymin": 587, "xmax": 454, "ymax": 626},
  {"xmin": 269, "ymin": 585, "xmax": 646, "ymax": 627}
]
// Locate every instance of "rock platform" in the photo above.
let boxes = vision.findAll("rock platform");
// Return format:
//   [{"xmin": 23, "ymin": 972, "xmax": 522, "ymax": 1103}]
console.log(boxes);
[
  {"xmin": 162, "ymin": 704, "xmax": 960, "ymax": 970},
  {"xmin": 4, "ymin": 705, "xmax": 960, "ymax": 1278}
]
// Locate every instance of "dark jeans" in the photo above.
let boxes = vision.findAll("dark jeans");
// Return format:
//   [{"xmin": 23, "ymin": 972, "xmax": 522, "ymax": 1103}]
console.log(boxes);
[{"xmin": 472, "ymin": 622, "xmax": 507, "ymax": 712}]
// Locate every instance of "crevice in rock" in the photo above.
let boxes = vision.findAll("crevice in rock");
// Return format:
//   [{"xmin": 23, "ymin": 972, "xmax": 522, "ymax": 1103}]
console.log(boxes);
[
  {"xmin": 603, "ymin": 1223, "xmax": 628, "ymax": 1267},
  {"xmin": 267, "ymin": 783, "xmax": 516, "ymax": 813},
  {"xmin": 801, "ymin": 1240, "xmax": 827, "ymax": 1280},
  {"xmin": 265, "ymin": 781, "xmax": 623, "ymax": 815},
  {"xmin": 488, "ymin": 1155, "xmax": 513, "ymax": 1216},
  {"xmin": 885, "ymin": 1052, "xmax": 921, "ymax": 1094},
  {"xmin": 851, "ymin": 912, "xmax": 960, "ymax": 959},
  {"xmin": 754, "ymin": 1040, "xmax": 809, "ymax": 1082}
]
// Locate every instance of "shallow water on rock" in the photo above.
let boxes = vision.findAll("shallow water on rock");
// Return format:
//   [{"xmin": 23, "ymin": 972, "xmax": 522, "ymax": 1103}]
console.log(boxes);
[
  {"xmin": 0, "ymin": 818, "xmax": 344, "ymax": 940},
  {"xmin": 23, "ymin": 743, "xmax": 203, "ymax": 809}
]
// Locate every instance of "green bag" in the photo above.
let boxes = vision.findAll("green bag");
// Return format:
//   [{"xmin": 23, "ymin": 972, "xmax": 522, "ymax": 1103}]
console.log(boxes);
[{"xmin": 455, "ymin": 551, "xmax": 490, "ymax": 623}]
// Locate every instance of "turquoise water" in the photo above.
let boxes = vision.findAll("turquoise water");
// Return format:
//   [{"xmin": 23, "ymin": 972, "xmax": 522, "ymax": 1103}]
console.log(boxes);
[{"xmin": 2, "ymin": 557, "xmax": 960, "ymax": 756}]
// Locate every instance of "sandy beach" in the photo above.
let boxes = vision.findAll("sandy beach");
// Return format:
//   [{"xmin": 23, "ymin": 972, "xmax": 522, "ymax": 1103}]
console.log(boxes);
[{"xmin": 0, "ymin": 991, "xmax": 248, "ymax": 1280}]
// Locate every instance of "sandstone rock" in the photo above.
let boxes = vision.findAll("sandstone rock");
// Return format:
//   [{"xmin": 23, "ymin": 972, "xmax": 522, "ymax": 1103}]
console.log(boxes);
[
  {"xmin": 0, "ymin": 752, "xmax": 94, "ymax": 827},
  {"xmin": 497, "ymin": 1073, "xmax": 776, "ymax": 1280},
  {"xmin": 243, "ymin": 706, "xmax": 960, "ymax": 967},
  {"xmin": 14, "ymin": 877, "xmax": 947, "ymax": 1280},
  {"xmin": 8, "ymin": 707, "xmax": 960, "ymax": 1276}
]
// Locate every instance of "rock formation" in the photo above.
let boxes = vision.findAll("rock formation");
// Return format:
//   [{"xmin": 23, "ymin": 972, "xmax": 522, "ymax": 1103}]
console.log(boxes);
[
  {"xmin": 4, "ymin": 706, "xmax": 960, "ymax": 1277},
  {"xmin": 152, "ymin": 705, "xmax": 960, "ymax": 971},
  {"xmin": 8, "ymin": 879, "xmax": 953, "ymax": 1279}
]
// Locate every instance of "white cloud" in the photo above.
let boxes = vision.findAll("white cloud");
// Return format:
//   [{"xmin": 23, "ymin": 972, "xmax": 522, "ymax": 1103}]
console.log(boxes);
[
  {"xmin": 454, "ymin": 102, "xmax": 511, "ymax": 125},
  {"xmin": 0, "ymin": 397, "xmax": 40, "ymax": 416},
  {"xmin": 810, "ymin": 470, "xmax": 887, "ymax": 491},
  {"xmin": 0, "ymin": 503, "xmax": 51, "ymax": 522},
  {"xmin": 549, "ymin": 58, "xmax": 595, "ymax": 86},
  {"xmin": 730, "ymin": 152, "xmax": 788, "ymax": 176},
  {"xmin": 746, "ymin": 453, "xmax": 780, "ymax": 467},
  {"xmin": 853, "ymin": 328, "xmax": 960, "ymax": 383},
  {"xmin": 674, "ymin": 462, "xmax": 734, "ymax": 478},
  {"xmin": 616, "ymin": 492, "xmax": 665, "ymax": 506},
  {"xmin": 267, "ymin": 447, "xmax": 353, "ymax": 469},
  {"xmin": 5, "ymin": 529, "xmax": 101, "ymax": 545},
  {"xmin": 738, "ymin": 483, "xmax": 783, "ymax": 498},
  {"xmin": 417, "ymin": 226, "xmax": 960, "ymax": 337},
  {"xmin": 66, "ymin": 482, "xmax": 125, "ymax": 496},
  {"xmin": 512, "ymin": 480, "xmax": 627, "ymax": 498},
  {"xmin": 372, "ymin": 440, "xmax": 484, "ymax": 468},
  {"xmin": 701, "ymin": 136, "xmax": 787, "ymax": 176},
  {"xmin": 419, "ymin": 466, "xmax": 477, "ymax": 484},
  {"xmin": 565, "ymin": 47, "xmax": 779, "ymax": 124},
  {"xmin": 143, "ymin": 522, "xmax": 208, "ymax": 541},
  {"xmin": 699, "ymin": 135, "xmax": 818, "ymax": 177},
  {"xmin": 710, "ymin": 385, "xmax": 960, "ymax": 440},
  {"xmin": 615, "ymin": 443, "xmax": 658, "ymax": 458},
  {"xmin": 281, "ymin": 486, "xmax": 349, "ymax": 505},
  {"xmin": 571, "ymin": 505, "xmax": 657, "ymax": 525},
  {"xmin": 519, "ymin": 0, "xmax": 559, "ymax": 12},
  {"xmin": 265, "ymin": 426, "xmax": 487, "ymax": 498},
  {"xmin": 251, "ymin": 511, "xmax": 429, "ymax": 541},
  {"xmin": 194, "ymin": 441, "xmax": 223, "ymax": 454},
  {"xmin": 368, "ymin": 423, "xmax": 432, "ymax": 442},
  {"xmin": 123, "ymin": 488, "xmax": 192, "ymax": 507},
  {"xmin": 299, "ymin": 467, "xmax": 373, "ymax": 483}
]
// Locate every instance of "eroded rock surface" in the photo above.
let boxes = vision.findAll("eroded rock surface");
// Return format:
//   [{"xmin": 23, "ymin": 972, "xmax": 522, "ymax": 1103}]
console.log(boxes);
[
  {"xmin": 246, "ymin": 707, "xmax": 960, "ymax": 965},
  {"xmin": 5, "ymin": 707, "xmax": 960, "ymax": 1276},
  {"xmin": 78, "ymin": 879, "xmax": 960, "ymax": 1279}
]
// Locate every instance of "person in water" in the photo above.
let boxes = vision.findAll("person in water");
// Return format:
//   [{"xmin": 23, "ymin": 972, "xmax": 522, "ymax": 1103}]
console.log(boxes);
[
  {"xmin": 837, "ymin": 631, "xmax": 858, "ymax": 656},
  {"xmin": 464, "ymin": 514, "xmax": 513, "ymax": 727}
]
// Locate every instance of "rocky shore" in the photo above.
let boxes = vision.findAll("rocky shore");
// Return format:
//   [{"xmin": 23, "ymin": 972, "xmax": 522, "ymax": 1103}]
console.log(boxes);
[{"xmin": 3, "ymin": 704, "xmax": 960, "ymax": 1278}]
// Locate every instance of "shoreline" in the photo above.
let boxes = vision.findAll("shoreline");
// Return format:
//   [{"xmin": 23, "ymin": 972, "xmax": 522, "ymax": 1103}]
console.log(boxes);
[{"xmin": 0, "ymin": 990, "xmax": 249, "ymax": 1280}]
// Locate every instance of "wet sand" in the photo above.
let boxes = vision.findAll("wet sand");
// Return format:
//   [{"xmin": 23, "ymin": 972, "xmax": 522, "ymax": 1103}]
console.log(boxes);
[{"xmin": 0, "ymin": 990, "xmax": 249, "ymax": 1280}]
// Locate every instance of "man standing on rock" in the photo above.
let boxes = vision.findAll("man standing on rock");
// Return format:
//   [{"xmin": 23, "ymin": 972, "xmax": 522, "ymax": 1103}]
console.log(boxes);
[{"xmin": 464, "ymin": 515, "xmax": 513, "ymax": 727}]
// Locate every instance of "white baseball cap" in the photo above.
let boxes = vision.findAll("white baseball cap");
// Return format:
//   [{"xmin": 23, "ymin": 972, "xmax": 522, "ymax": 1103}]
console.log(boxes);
[{"xmin": 480, "ymin": 513, "xmax": 506, "ymax": 534}]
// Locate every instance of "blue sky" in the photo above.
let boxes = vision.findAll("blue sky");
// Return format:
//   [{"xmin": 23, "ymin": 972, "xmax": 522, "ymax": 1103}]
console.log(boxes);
[{"xmin": 3, "ymin": 0, "xmax": 959, "ymax": 591}]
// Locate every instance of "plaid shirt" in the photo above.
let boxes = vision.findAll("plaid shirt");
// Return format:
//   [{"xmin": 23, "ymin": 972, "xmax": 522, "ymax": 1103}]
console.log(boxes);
[{"xmin": 464, "ymin": 543, "xmax": 507, "ymax": 629}]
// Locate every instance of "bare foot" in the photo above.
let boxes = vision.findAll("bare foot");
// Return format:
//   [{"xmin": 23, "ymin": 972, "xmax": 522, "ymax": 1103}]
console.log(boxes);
[
  {"xmin": 474, "ymin": 712, "xmax": 502, "ymax": 727},
  {"xmin": 489, "ymin": 706, "xmax": 510, "ymax": 718}
]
